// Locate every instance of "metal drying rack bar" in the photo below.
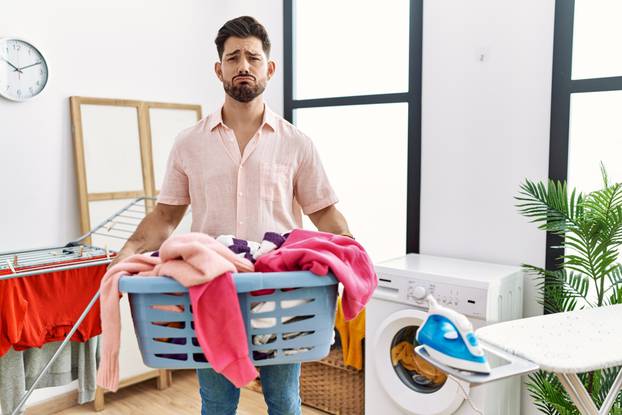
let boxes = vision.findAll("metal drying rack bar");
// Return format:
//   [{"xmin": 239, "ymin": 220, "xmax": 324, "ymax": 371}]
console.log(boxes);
[{"xmin": 2, "ymin": 197, "xmax": 156, "ymax": 415}]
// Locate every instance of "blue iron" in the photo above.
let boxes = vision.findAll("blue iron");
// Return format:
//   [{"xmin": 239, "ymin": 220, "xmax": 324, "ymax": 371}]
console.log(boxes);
[{"xmin": 416, "ymin": 295, "xmax": 491, "ymax": 374}]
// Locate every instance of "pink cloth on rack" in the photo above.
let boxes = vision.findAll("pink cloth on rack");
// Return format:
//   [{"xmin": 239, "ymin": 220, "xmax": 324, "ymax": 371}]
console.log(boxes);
[
  {"xmin": 255, "ymin": 229, "xmax": 378, "ymax": 321},
  {"xmin": 96, "ymin": 233, "xmax": 257, "ymax": 392}
]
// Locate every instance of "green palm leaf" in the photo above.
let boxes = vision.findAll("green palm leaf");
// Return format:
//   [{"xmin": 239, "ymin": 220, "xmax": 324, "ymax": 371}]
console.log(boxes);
[{"xmin": 517, "ymin": 165, "xmax": 622, "ymax": 414}]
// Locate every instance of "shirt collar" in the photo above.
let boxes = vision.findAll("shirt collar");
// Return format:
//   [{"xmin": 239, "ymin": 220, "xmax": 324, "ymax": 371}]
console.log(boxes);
[{"xmin": 207, "ymin": 104, "xmax": 277, "ymax": 132}]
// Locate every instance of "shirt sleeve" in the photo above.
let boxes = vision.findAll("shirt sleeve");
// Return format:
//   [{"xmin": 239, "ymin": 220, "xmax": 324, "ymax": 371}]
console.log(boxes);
[
  {"xmin": 294, "ymin": 137, "xmax": 339, "ymax": 215},
  {"xmin": 157, "ymin": 139, "xmax": 191, "ymax": 205}
]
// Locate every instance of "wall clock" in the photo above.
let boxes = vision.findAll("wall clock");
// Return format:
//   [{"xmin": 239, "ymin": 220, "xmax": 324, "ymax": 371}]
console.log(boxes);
[{"xmin": 0, "ymin": 37, "xmax": 48, "ymax": 101}]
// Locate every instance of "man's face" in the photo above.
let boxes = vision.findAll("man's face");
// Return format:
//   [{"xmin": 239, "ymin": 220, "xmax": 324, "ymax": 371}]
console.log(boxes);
[{"xmin": 215, "ymin": 36, "xmax": 275, "ymax": 103}]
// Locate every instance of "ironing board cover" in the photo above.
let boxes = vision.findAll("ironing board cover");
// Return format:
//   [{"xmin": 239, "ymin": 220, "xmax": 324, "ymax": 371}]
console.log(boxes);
[{"xmin": 476, "ymin": 304, "xmax": 622, "ymax": 373}]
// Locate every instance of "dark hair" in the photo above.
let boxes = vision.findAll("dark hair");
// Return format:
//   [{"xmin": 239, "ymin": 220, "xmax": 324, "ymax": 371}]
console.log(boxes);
[{"xmin": 215, "ymin": 16, "xmax": 271, "ymax": 60}]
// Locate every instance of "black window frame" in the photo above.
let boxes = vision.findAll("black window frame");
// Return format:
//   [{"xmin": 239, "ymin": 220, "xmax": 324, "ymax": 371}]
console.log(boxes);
[
  {"xmin": 283, "ymin": 0, "xmax": 424, "ymax": 253},
  {"xmin": 547, "ymin": 0, "xmax": 622, "ymax": 271}
]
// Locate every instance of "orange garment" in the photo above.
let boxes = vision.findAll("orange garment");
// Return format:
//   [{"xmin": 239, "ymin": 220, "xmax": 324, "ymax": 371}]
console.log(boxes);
[
  {"xmin": 390, "ymin": 341, "xmax": 447, "ymax": 384},
  {"xmin": 334, "ymin": 296, "xmax": 366, "ymax": 370},
  {"xmin": 0, "ymin": 263, "xmax": 106, "ymax": 357}
]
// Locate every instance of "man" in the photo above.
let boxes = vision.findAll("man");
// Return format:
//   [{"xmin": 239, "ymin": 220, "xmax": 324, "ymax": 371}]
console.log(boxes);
[{"xmin": 110, "ymin": 15, "xmax": 351, "ymax": 415}]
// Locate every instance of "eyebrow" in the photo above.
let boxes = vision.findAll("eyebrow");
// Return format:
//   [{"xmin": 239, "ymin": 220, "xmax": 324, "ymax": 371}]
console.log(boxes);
[{"xmin": 224, "ymin": 50, "xmax": 262, "ymax": 58}]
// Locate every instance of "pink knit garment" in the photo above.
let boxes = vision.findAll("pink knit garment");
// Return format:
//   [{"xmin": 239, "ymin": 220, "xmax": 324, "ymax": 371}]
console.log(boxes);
[
  {"xmin": 96, "ymin": 233, "xmax": 256, "ymax": 392},
  {"xmin": 255, "ymin": 229, "xmax": 378, "ymax": 321}
]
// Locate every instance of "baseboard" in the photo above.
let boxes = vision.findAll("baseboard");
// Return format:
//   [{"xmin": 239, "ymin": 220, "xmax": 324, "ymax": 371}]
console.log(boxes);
[
  {"xmin": 20, "ymin": 369, "xmax": 167, "ymax": 414},
  {"xmin": 24, "ymin": 390, "xmax": 78, "ymax": 415}
]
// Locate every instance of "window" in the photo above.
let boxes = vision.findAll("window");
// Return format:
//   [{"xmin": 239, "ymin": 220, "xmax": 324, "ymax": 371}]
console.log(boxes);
[
  {"xmin": 549, "ymin": 0, "xmax": 622, "ymax": 269},
  {"xmin": 284, "ymin": 0, "xmax": 422, "ymax": 262}
]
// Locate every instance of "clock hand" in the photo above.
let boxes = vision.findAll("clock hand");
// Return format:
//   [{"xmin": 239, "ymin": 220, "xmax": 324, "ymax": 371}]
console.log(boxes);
[
  {"xmin": 1, "ymin": 56, "xmax": 22, "ymax": 73},
  {"xmin": 19, "ymin": 61, "xmax": 42, "ymax": 71}
]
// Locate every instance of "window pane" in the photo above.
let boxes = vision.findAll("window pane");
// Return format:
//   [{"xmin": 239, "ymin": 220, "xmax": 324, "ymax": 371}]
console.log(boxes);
[
  {"xmin": 566, "ymin": 91, "xmax": 622, "ymax": 304},
  {"xmin": 567, "ymin": 91, "xmax": 622, "ymax": 192},
  {"xmin": 294, "ymin": 103, "xmax": 408, "ymax": 262},
  {"xmin": 293, "ymin": 0, "xmax": 409, "ymax": 99},
  {"xmin": 572, "ymin": 0, "xmax": 622, "ymax": 80}
]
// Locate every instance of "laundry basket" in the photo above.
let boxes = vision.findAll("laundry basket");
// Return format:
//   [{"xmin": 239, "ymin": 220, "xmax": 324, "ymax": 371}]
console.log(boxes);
[{"xmin": 118, "ymin": 271, "xmax": 338, "ymax": 368}]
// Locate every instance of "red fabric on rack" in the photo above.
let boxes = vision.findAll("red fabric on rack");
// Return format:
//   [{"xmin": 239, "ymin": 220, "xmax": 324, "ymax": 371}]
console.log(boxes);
[{"xmin": 0, "ymin": 264, "xmax": 107, "ymax": 357}]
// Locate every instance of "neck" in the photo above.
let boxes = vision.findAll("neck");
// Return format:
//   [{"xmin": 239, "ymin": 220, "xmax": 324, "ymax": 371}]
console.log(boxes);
[{"xmin": 222, "ymin": 95, "xmax": 265, "ymax": 130}]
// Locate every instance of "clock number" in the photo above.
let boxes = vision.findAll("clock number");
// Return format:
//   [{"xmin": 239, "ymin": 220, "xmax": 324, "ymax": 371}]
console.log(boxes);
[
  {"xmin": 29, "ymin": 87, "xmax": 33, "ymax": 93},
  {"xmin": 17, "ymin": 89, "xmax": 21, "ymax": 96}
]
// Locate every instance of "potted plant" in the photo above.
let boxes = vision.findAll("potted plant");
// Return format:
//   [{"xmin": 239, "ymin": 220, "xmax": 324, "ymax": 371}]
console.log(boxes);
[{"xmin": 515, "ymin": 164, "xmax": 622, "ymax": 414}]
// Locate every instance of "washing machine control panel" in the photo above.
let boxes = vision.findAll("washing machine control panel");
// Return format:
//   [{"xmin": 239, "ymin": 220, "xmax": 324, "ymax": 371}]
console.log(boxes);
[
  {"xmin": 375, "ymin": 272, "xmax": 489, "ymax": 319},
  {"xmin": 405, "ymin": 279, "xmax": 487, "ymax": 318}
]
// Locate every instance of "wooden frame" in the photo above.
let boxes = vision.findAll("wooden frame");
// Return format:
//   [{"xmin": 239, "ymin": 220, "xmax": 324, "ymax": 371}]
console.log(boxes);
[
  {"xmin": 70, "ymin": 96, "xmax": 202, "ymax": 235},
  {"xmin": 69, "ymin": 97, "xmax": 201, "ymax": 410}
]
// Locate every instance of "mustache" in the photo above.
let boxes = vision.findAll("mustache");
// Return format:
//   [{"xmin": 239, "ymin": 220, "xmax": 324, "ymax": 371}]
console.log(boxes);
[{"xmin": 233, "ymin": 74, "xmax": 256, "ymax": 81}]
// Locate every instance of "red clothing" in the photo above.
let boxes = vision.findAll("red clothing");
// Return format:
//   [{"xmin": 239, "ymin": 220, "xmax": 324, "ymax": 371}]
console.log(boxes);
[
  {"xmin": 188, "ymin": 273, "xmax": 256, "ymax": 384},
  {"xmin": 0, "ymin": 263, "xmax": 106, "ymax": 357},
  {"xmin": 255, "ymin": 229, "xmax": 378, "ymax": 321}
]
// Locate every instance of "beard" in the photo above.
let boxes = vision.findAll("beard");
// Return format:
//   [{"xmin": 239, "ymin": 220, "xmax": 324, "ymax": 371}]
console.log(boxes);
[{"xmin": 223, "ymin": 76, "xmax": 267, "ymax": 103}]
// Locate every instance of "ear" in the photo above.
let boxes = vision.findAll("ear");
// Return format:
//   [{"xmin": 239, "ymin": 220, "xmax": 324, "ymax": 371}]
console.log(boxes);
[
  {"xmin": 267, "ymin": 60, "xmax": 276, "ymax": 80},
  {"xmin": 214, "ymin": 61, "xmax": 223, "ymax": 81}
]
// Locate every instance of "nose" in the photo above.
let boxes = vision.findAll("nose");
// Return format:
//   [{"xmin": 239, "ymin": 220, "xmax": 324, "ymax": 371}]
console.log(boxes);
[{"xmin": 238, "ymin": 57, "xmax": 251, "ymax": 74}]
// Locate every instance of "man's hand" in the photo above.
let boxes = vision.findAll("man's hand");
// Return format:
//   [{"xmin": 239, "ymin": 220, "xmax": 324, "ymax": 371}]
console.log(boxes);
[
  {"xmin": 308, "ymin": 204, "xmax": 351, "ymax": 237},
  {"xmin": 107, "ymin": 249, "xmax": 135, "ymax": 269},
  {"xmin": 105, "ymin": 203, "xmax": 188, "ymax": 270}
]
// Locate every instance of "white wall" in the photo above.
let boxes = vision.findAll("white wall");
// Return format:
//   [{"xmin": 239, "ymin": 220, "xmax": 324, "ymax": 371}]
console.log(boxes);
[
  {"xmin": 419, "ymin": 0, "xmax": 555, "ymax": 413},
  {"xmin": 0, "ymin": 0, "xmax": 283, "ymax": 253},
  {"xmin": 0, "ymin": 0, "xmax": 282, "ymax": 409}
]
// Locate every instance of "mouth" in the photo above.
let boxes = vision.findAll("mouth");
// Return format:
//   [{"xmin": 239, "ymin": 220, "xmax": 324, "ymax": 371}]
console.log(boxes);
[{"xmin": 234, "ymin": 76, "xmax": 255, "ymax": 83}]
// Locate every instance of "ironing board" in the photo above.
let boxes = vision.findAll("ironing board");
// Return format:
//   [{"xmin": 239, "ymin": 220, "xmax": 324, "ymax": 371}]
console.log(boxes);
[{"xmin": 416, "ymin": 304, "xmax": 622, "ymax": 415}]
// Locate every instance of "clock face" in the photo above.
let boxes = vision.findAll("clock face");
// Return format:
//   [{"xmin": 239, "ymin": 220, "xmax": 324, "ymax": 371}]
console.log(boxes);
[{"xmin": 0, "ymin": 38, "xmax": 48, "ymax": 101}]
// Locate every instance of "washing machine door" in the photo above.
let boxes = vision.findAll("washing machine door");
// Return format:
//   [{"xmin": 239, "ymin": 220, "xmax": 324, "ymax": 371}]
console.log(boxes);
[{"xmin": 373, "ymin": 309, "xmax": 469, "ymax": 415}]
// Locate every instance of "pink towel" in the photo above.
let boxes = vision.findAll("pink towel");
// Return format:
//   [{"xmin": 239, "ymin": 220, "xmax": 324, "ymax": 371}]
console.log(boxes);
[
  {"xmin": 255, "ymin": 229, "xmax": 378, "ymax": 321},
  {"xmin": 97, "ymin": 233, "xmax": 257, "ymax": 392}
]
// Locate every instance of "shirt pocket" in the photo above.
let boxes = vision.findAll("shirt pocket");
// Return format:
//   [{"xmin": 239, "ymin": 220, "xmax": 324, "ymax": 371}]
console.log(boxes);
[{"xmin": 260, "ymin": 162, "xmax": 291, "ymax": 202}]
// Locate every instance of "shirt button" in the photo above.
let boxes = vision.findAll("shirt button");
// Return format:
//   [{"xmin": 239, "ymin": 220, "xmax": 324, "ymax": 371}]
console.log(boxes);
[
  {"xmin": 239, "ymin": 220, "xmax": 244, "ymax": 225},
  {"xmin": 238, "ymin": 192, "xmax": 243, "ymax": 197}
]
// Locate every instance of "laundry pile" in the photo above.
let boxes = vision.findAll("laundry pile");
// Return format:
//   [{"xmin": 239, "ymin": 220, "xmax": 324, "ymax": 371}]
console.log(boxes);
[
  {"xmin": 97, "ymin": 229, "xmax": 377, "ymax": 391},
  {"xmin": 217, "ymin": 232, "xmax": 313, "ymax": 354},
  {"xmin": 391, "ymin": 341, "xmax": 447, "ymax": 386}
]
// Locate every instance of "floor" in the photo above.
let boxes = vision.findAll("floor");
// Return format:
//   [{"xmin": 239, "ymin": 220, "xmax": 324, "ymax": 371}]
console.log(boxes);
[{"xmin": 53, "ymin": 370, "xmax": 328, "ymax": 414}]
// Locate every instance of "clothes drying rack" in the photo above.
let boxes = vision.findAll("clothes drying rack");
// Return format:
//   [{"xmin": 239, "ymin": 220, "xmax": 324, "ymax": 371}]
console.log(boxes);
[
  {"xmin": 0, "ymin": 197, "xmax": 157, "ymax": 415},
  {"xmin": 416, "ymin": 304, "xmax": 622, "ymax": 415}
]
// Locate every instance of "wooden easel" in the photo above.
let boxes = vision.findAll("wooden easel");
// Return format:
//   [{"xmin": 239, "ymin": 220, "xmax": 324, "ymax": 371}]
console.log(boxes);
[{"xmin": 69, "ymin": 96, "xmax": 202, "ymax": 411}]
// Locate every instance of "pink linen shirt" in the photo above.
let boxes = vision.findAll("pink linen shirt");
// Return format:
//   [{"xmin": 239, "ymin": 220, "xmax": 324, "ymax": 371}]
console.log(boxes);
[{"xmin": 157, "ymin": 104, "xmax": 338, "ymax": 242}]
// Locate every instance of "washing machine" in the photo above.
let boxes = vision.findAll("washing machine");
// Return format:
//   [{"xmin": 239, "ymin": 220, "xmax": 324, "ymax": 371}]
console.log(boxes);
[{"xmin": 365, "ymin": 254, "xmax": 523, "ymax": 415}]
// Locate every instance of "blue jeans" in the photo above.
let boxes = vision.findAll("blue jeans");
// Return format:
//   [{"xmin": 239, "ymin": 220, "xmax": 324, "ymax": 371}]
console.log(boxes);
[{"xmin": 196, "ymin": 364, "xmax": 302, "ymax": 415}]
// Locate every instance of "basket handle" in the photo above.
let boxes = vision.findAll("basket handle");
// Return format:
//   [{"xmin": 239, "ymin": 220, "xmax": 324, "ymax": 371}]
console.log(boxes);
[{"xmin": 118, "ymin": 271, "xmax": 338, "ymax": 294}]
